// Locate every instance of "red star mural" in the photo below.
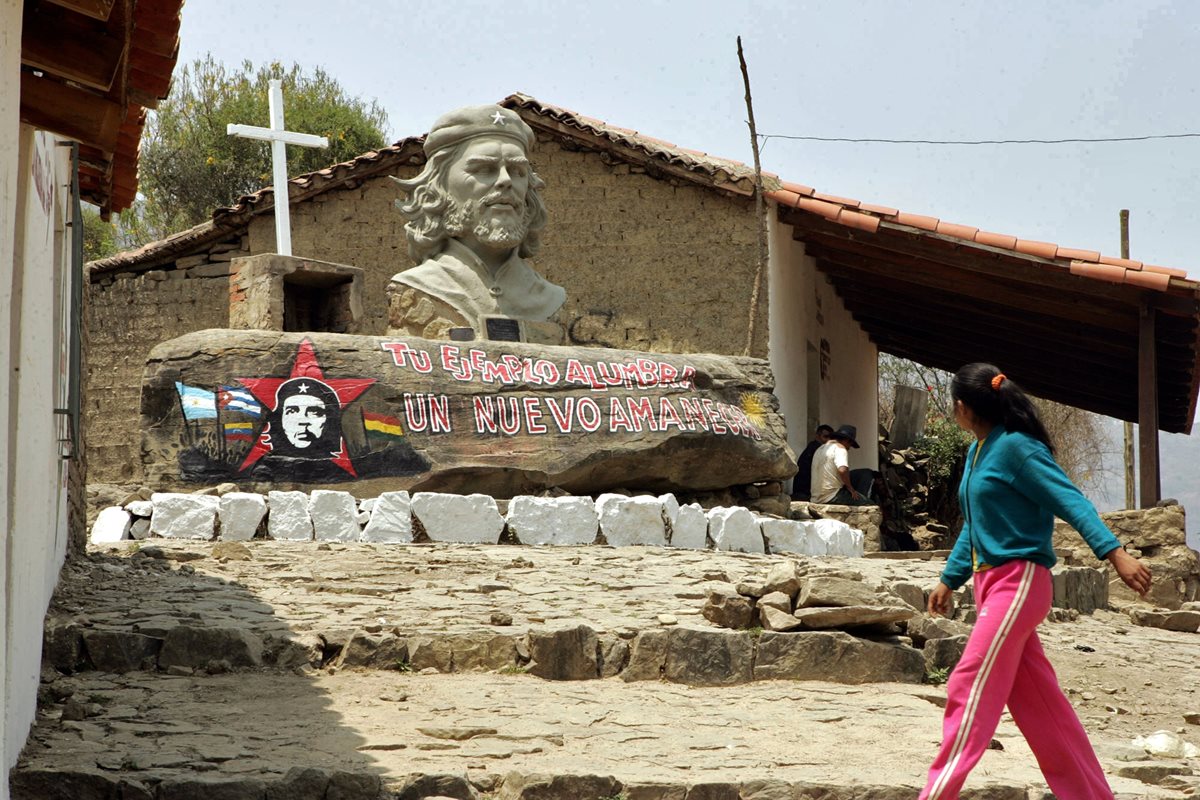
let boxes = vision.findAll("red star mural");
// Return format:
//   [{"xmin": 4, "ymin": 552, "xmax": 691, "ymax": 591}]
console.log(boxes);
[{"xmin": 236, "ymin": 339, "xmax": 375, "ymax": 477}]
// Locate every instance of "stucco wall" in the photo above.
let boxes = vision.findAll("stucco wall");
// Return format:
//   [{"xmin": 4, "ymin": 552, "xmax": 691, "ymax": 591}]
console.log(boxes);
[
  {"xmin": 768, "ymin": 211, "xmax": 878, "ymax": 494},
  {"xmin": 2, "ymin": 120, "xmax": 75, "ymax": 787},
  {"xmin": 87, "ymin": 134, "xmax": 768, "ymax": 483}
]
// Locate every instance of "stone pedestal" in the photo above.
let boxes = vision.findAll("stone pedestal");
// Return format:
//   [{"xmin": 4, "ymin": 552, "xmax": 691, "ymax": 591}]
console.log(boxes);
[{"xmin": 230, "ymin": 254, "xmax": 364, "ymax": 333}]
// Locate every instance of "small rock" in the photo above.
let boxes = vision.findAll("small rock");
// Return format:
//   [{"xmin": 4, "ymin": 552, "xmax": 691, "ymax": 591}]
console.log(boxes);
[
  {"xmin": 657, "ymin": 614, "xmax": 678, "ymax": 626},
  {"xmin": 490, "ymin": 612, "xmax": 513, "ymax": 627},
  {"xmin": 212, "ymin": 541, "xmax": 252, "ymax": 562},
  {"xmin": 702, "ymin": 585, "xmax": 755, "ymax": 629}
]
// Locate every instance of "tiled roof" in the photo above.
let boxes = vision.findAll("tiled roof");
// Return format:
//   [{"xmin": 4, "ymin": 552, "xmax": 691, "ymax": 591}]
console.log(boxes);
[
  {"xmin": 501, "ymin": 93, "xmax": 780, "ymax": 195},
  {"xmin": 767, "ymin": 182, "xmax": 1195, "ymax": 295}
]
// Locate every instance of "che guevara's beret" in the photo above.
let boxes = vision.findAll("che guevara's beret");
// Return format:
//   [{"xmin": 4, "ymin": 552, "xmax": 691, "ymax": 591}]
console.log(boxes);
[{"xmin": 423, "ymin": 105, "xmax": 535, "ymax": 157}]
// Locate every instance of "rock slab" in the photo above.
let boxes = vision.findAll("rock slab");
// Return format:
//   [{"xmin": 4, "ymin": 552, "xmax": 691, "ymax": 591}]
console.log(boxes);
[
  {"xmin": 360, "ymin": 491, "xmax": 413, "ymax": 543},
  {"xmin": 150, "ymin": 493, "xmax": 218, "ymax": 540},
  {"xmin": 218, "ymin": 492, "xmax": 266, "ymax": 541},
  {"xmin": 411, "ymin": 493, "xmax": 504, "ymax": 544},
  {"xmin": 507, "ymin": 495, "xmax": 598, "ymax": 545}
]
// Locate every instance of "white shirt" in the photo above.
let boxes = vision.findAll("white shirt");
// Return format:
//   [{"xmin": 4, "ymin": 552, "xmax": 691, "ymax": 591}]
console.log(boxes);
[{"xmin": 811, "ymin": 441, "xmax": 849, "ymax": 503}]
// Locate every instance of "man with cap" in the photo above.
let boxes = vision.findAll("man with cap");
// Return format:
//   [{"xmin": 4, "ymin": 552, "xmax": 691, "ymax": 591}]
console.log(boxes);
[
  {"xmin": 809, "ymin": 424, "xmax": 874, "ymax": 506},
  {"xmin": 387, "ymin": 104, "xmax": 566, "ymax": 341}
]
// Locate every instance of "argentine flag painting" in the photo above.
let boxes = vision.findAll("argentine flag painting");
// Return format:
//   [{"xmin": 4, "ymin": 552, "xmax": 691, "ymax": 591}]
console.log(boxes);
[{"xmin": 175, "ymin": 382, "xmax": 218, "ymax": 420}]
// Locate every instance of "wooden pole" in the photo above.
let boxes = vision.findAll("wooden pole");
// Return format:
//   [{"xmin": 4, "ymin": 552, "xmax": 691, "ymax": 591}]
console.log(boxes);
[
  {"xmin": 1120, "ymin": 210, "xmax": 1135, "ymax": 509},
  {"xmin": 737, "ymin": 36, "xmax": 769, "ymax": 358},
  {"xmin": 1138, "ymin": 299, "xmax": 1161, "ymax": 507}
]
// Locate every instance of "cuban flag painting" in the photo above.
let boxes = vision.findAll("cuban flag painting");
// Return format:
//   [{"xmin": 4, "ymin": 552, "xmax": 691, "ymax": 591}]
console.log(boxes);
[
  {"xmin": 218, "ymin": 385, "xmax": 263, "ymax": 417},
  {"xmin": 175, "ymin": 382, "xmax": 218, "ymax": 420}
]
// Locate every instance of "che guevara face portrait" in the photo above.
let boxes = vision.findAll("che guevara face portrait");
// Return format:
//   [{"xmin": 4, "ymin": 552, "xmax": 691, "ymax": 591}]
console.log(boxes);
[
  {"xmin": 281, "ymin": 394, "xmax": 327, "ymax": 448},
  {"xmin": 269, "ymin": 377, "xmax": 341, "ymax": 458}
]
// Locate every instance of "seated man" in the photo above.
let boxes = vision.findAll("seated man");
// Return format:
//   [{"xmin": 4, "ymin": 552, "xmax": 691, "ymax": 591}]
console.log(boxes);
[
  {"xmin": 810, "ymin": 424, "xmax": 875, "ymax": 506},
  {"xmin": 791, "ymin": 423, "xmax": 834, "ymax": 500}
]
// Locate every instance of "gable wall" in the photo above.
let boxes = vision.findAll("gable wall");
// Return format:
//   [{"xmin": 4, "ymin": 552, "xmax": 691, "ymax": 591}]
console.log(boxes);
[{"xmin": 85, "ymin": 134, "xmax": 766, "ymax": 484}]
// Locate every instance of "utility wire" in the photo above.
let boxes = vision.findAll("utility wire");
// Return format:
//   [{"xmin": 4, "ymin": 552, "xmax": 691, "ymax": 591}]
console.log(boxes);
[{"xmin": 757, "ymin": 132, "xmax": 1200, "ymax": 146}]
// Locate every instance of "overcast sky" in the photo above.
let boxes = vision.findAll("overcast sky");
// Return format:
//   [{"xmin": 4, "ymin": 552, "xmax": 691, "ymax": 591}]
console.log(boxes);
[
  {"xmin": 179, "ymin": 0, "xmax": 1200, "ymax": 276},
  {"xmin": 177, "ymin": 1, "xmax": 1199, "ymax": 528}
]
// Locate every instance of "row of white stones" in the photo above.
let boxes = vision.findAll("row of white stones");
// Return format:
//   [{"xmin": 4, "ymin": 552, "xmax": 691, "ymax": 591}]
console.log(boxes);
[{"xmin": 91, "ymin": 491, "xmax": 864, "ymax": 557}]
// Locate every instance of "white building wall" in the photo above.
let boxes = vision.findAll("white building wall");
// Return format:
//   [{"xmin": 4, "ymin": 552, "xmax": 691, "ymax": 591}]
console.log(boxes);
[
  {"xmin": 767, "ymin": 210, "xmax": 879, "ymax": 490},
  {"xmin": 2, "ymin": 0, "xmax": 75, "ymax": 789}
]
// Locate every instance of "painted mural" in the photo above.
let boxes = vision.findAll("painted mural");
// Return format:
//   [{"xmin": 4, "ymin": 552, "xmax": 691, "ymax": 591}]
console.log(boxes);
[{"xmin": 173, "ymin": 339, "xmax": 429, "ymax": 482}]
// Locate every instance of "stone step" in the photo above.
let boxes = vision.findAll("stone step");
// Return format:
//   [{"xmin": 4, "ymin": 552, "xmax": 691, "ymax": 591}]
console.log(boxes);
[
  {"xmin": 45, "ymin": 543, "xmax": 1109, "ymax": 686},
  {"xmin": 12, "ymin": 670, "xmax": 1177, "ymax": 799}
]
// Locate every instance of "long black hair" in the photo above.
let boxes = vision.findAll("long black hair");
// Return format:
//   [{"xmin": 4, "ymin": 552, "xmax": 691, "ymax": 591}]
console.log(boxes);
[{"xmin": 951, "ymin": 363, "xmax": 1055, "ymax": 452}]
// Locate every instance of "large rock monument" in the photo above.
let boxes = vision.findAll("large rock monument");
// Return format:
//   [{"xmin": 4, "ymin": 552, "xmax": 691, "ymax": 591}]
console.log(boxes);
[{"xmin": 141, "ymin": 103, "xmax": 796, "ymax": 497}]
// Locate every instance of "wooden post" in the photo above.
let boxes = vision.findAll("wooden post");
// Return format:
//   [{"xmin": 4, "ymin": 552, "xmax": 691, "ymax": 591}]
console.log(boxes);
[
  {"xmin": 890, "ymin": 385, "xmax": 929, "ymax": 450},
  {"xmin": 1120, "ymin": 210, "xmax": 1135, "ymax": 509},
  {"xmin": 1138, "ymin": 299, "xmax": 1161, "ymax": 507},
  {"xmin": 737, "ymin": 36, "xmax": 769, "ymax": 357}
]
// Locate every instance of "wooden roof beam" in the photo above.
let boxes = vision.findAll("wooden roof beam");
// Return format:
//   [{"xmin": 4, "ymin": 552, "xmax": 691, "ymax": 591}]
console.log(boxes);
[
  {"xmin": 21, "ymin": 1, "xmax": 127, "ymax": 92},
  {"xmin": 19, "ymin": 71, "xmax": 124, "ymax": 151},
  {"xmin": 42, "ymin": 0, "xmax": 115, "ymax": 20}
]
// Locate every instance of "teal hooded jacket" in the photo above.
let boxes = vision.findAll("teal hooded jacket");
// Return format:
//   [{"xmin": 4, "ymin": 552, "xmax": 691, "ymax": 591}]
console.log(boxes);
[{"xmin": 941, "ymin": 425, "xmax": 1122, "ymax": 591}]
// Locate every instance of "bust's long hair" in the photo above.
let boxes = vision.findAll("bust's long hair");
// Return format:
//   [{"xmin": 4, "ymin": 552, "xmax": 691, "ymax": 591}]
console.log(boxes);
[{"xmin": 392, "ymin": 141, "xmax": 548, "ymax": 264}]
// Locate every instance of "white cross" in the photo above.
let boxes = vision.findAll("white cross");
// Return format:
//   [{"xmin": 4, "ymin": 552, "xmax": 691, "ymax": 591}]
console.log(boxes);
[{"xmin": 226, "ymin": 79, "xmax": 329, "ymax": 257}]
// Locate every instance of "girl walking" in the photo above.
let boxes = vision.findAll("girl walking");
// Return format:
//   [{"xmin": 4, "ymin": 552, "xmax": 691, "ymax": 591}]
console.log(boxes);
[{"xmin": 920, "ymin": 363, "xmax": 1152, "ymax": 800}]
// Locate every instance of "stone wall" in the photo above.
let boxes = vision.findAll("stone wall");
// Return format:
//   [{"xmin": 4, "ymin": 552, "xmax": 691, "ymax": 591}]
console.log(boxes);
[
  {"xmin": 1054, "ymin": 502, "xmax": 1197, "ymax": 609},
  {"xmin": 86, "ymin": 254, "xmax": 240, "ymax": 482},
  {"xmin": 86, "ymin": 136, "xmax": 765, "ymax": 484}
]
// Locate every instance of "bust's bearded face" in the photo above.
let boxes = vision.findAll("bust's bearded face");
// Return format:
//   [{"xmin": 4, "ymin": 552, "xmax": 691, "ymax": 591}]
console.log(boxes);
[{"xmin": 444, "ymin": 138, "xmax": 530, "ymax": 251}]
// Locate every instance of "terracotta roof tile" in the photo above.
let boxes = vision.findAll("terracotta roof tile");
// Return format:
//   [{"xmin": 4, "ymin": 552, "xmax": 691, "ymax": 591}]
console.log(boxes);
[
  {"xmin": 974, "ymin": 230, "xmax": 1018, "ymax": 250},
  {"xmin": 1012, "ymin": 239, "xmax": 1060, "ymax": 260},
  {"xmin": 838, "ymin": 210, "xmax": 882, "ymax": 234},
  {"xmin": 780, "ymin": 181, "xmax": 815, "ymax": 197},
  {"xmin": 769, "ymin": 189, "xmax": 803, "ymax": 209},
  {"xmin": 859, "ymin": 202, "xmax": 899, "ymax": 216},
  {"xmin": 892, "ymin": 212, "xmax": 940, "ymax": 231},
  {"xmin": 1056, "ymin": 247, "xmax": 1102, "ymax": 262},
  {"xmin": 1069, "ymin": 261, "xmax": 1127, "ymax": 284},
  {"xmin": 936, "ymin": 221, "xmax": 980, "ymax": 240},
  {"xmin": 1124, "ymin": 269, "xmax": 1172, "ymax": 291},
  {"xmin": 796, "ymin": 197, "xmax": 844, "ymax": 221},
  {"xmin": 1097, "ymin": 255, "xmax": 1144, "ymax": 270},
  {"xmin": 1143, "ymin": 264, "xmax": 1190, "ymax": 278},
  {"xmin": 813, "ymin": 192, "xmax": 861, "ymax": 208}
]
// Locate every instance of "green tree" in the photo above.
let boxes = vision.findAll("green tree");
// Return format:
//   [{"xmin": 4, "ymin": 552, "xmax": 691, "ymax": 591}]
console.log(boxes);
[
  {"xmin": 130, "ymin": 55, "xmax": 389, "ymax": 245},
  {"xmin": 81, "ymin": 206, "xmax": 119, "ymax": 261}
]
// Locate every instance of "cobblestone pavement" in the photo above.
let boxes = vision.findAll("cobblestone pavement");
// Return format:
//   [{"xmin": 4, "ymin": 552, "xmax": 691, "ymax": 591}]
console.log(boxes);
[{"xmin": 16, "ymin": 541, "xmax": 1200, "ymax": 798}]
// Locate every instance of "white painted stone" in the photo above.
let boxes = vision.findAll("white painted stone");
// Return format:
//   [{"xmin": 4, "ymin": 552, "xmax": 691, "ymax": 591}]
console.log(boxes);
[
  {"xmin": 810, "ymin": 518, "xmax": 865, "ymax": 557},
  {"xmin": 596, "ymin": 494, "xmax": 667, "ymax": 547},
  {"xmin": 707, "ymin": 506, "xmax": 765, "ymax": 554},
  {"xmin": 659, "ymin": 493, "xmax": 680, "ymax": 528},
  {"xmin": 361, "ymin": 491, "xmax": 413, "ymax": 544},
  {"xmin": 218, "ymin": 492, "xmax": 267, "ymax": 542},
  {"xmin": 762, "ymin": 518, "xmax": 821, "ymax": 556},
  {"xmin": 90, "ymin": 507, "xmax": 131, "ymax": 544},
  {"xmin": 356, "ymin": 510, "xmax": 371, "ymax": 526},
  {"xmin": 411, "ymin": 492, "xmax": 504, "ymax": 544},
  {"xmin": 267, "ymin": 491, "xmax": 313, "ymax": 541},
  {"xmin": 669, "ymin": 502, "xmax": 709, "ymax": 549},
  {"xmin": 309, "ymin": 491, "xmax": 360, "ymax": 542},
  {"xmin": 360, "ymin": 498, "xmax": 376, "ymax": 514},
  {"xmin": 507, "ymin": 495, "xmax": 598, "ymax": 545},
  {"xmin": 150, "ymin": 493, "xmax": 219, "ymax": 540},
  {"xmin": 124, "ymin": 500, "xmax": 153, "ymax": 518}
]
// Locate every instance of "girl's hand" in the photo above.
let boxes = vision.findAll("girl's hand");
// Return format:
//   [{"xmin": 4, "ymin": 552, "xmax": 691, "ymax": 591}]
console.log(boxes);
[
  {"xmin": 928, "ymin": 582, "xmax": 953, "ymax": 617},
  {"xmin": 1107, "ymin": 547, "xmax": 1152, "ymax": 596}
]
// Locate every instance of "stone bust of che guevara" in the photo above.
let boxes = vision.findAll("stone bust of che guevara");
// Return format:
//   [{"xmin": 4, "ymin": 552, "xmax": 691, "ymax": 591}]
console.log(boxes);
[{"xmin": 386, "ymin": 104, "xmax": 566, "ymax": 342}]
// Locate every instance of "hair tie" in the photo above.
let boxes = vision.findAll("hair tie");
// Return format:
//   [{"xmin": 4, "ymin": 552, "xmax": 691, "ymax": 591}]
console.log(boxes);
[{"xmin": 991, "ymin": 373, "xmax": 1007, "ymax": 391}]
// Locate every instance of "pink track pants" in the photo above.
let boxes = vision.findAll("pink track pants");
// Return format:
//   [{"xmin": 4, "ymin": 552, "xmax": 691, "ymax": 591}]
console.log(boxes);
[{"xmin": 919, "ymin": 559, "xmax": 1113, "ymax": 800}]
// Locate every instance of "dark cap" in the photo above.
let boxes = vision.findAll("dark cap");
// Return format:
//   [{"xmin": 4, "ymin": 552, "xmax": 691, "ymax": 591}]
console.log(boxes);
[{"xmin": 832, "ymin": 424, "xmax": 860, "ymax": 449}]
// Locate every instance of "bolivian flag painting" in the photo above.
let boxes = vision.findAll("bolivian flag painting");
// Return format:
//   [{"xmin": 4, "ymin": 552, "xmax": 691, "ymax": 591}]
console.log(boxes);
[{"xmin": 362, "ymin": 411, "xmax": 404, "ymax": 443}]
